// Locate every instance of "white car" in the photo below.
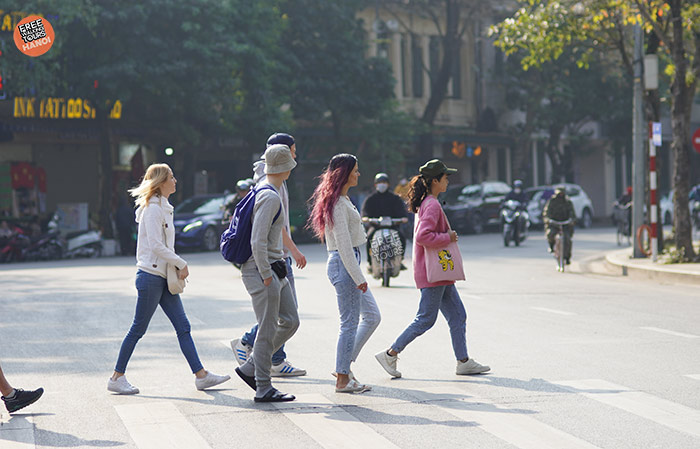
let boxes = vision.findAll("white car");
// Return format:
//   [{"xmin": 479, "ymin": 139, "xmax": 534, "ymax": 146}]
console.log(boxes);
[{"xmin": 527, "ymin": 183, "xmax": 595, "ymax": 228}]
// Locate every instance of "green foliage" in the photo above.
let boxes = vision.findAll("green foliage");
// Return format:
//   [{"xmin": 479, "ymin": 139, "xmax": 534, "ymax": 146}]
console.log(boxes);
[{"xmin": 279, "ymin": 0, "xmax": 396, "ymax": 134}]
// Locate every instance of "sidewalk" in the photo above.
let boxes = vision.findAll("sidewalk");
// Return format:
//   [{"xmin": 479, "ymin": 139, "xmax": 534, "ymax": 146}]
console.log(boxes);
[{"xmin": 604, "ymin": 248, "xmax": 700, "ymax": 285}]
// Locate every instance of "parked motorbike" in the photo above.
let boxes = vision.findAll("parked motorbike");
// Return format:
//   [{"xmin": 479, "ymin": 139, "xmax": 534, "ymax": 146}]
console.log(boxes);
[
  {"xmin": 0, "ymin": 227, "xmax": 63, "ymax": 263},
  {"xmin": 47, "ymin": 212, "xmax": 104, "ymax": 259},
  {"xmin": 501, "ymin": 200, "xmax": 530, "ymax": 247},
  {"xmin": 363, "ymin": 217, "xmax": 407, "ymax": 287}
]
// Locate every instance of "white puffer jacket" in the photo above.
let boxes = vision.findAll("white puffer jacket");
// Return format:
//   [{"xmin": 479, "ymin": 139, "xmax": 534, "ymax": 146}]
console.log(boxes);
[{"xmin": 135, "ymin": 195, "xmax": 187, "ymax": 278}]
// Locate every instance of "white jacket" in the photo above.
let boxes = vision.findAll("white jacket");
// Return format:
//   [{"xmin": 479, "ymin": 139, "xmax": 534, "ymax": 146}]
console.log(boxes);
[{"xmin": 135, "ymin": 195, "xmax": 187, "ymax": 278}]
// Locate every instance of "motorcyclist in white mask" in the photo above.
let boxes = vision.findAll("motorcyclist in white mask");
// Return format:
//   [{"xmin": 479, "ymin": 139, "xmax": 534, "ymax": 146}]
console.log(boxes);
[{"xmin": 361, "ymin": 173, "xmax": 409, "ymax": 268}]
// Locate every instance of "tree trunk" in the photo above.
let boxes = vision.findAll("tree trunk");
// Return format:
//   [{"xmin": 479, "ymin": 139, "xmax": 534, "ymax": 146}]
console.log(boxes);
[
  {"xmin": 97, "ymin": 110, "xmax": 114, "ymax": 239},
  {"xmin": 416, "ymin": 0, "xmax": 461, "ymax": 163},
  {"xmin": 668, "ymin": 0, "xmax": 697, "ymax": 261}
]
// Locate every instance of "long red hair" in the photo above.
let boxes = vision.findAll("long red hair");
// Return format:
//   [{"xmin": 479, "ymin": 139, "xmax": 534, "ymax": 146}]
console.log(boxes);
[{"xmin": 307, "ymin": 154, "xmax": 357, "ymax": 241}]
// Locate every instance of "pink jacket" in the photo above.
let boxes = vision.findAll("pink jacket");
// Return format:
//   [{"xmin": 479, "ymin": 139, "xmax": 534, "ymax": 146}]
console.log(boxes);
[{"xmin": 413, "ymin": 195, "xmax": 454, "ymax": 289}]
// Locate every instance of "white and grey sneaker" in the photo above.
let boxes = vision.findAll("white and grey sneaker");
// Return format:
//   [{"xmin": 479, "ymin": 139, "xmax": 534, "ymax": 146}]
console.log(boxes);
[
  {"xmin": 456, "ymin": 358, "xmax": 490, "ymax": 375},
  {"xmin": 375, "ymin": 350, "xmax": 402, "ymax": 378},
  {"xmin": 230, "ymin": 338, "xmax": 252, "ymax": 366},
  {"xmin": 271, "ymin": 360, "xmax": 306, "ymax": 377},
  {"xmin": 195, "ymin": 371, "xmax": 231, "ymax": 390},
  {"xmin": 107, "ymin": 376, "xmax": 139, "ymax": 395}
]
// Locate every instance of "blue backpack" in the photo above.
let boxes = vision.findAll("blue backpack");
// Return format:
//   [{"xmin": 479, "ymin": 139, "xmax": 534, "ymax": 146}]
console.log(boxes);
[{"xmin": 220, "ymin": 185, "xmax": 282, "ymax": 264}]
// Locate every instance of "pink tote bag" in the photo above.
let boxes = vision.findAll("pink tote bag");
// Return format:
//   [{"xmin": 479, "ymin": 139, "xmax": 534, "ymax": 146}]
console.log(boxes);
[{"xmin": 423, "ymin": 214, "xmax": 465, "ymax": 283}]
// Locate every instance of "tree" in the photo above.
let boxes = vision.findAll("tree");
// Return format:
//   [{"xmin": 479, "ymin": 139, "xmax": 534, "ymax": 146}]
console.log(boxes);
[
  {"xmin": 503, "ymin": 49, "xmax": 631, "ymax": 184},
  {"xmin": 280, "ymin": 0, "xmax": 396, "ymax": 141},
  {"xmin": 491, "ymin": 0, "xmax": 699, "ymax": 261},
  {"xmin": 378, "ymin": 0, "xmax": 492, "ymax": 162},
  {"xmin": 0, "ymin": 0, "xmax": 286, "ymax": 236}
]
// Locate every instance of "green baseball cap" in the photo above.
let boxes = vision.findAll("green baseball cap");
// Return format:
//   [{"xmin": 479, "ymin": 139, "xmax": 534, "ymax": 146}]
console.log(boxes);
[{"xmin": 419, "ymin": 159, "xmax": 457, "ymax": 178}]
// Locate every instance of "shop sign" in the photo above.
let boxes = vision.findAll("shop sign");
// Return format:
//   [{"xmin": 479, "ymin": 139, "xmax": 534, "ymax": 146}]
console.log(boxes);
[{"xmin": 13, "ymin": 97, "xmax": 122, "ymax": 119}]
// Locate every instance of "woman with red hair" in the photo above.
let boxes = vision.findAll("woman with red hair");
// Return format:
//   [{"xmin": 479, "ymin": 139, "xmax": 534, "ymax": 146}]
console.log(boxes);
[{"xmin": 308, "ymin": 154, "xmax": 381, "ymax": 393}]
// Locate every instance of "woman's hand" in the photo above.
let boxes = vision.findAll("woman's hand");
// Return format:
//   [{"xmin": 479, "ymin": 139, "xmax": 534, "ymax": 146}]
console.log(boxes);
[
  {"xmin": 177, "ymin": 265, "xmax": 189, "ymax": 280},
  {"xmin": 357, "ymin": 282, "xmax": 368, "ymax": 293},
  {"xmin": 449, "ymin": 230, "xmax": 458, "ymax": 242},
  {"xmin": 291, "ymin": 248, "xmax": 307, "ymax": 269},
  {"xmin": 263, "ymin": 276, "xmax": 273, "ymax": 286}
]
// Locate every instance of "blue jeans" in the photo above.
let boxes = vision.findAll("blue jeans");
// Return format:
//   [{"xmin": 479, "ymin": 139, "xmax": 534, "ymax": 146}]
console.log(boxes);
[
  {"xmin": 391, "ymin": 284, "xmax": 468, "ymax": 361},
  {"xmin": 242, "ymin": 257, "xmax": 296, "ymax": 365},
  {"xmin": 327, "ymin": 248, "xmax": 381, "ymax": 375},
  {"xmin": 115, "ymin": 270, "xmax": 203, "ymax": 374}
]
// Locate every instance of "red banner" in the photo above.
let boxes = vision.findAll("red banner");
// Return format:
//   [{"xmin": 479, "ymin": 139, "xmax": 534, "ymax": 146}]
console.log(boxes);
[{"xmin": 11, "ymin": 162, "xmax": 35, "ymax": 189}]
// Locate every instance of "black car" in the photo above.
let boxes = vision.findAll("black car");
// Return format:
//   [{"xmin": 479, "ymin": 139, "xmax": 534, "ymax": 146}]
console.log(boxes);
[
  {"xmin": 173, "ymin": 193, "xmax": 235, "ymax": 251},
  {"xmin": 441, "ymin": 184, "xmax": 481, "ymax": 234},
  {"xmin": 442, "ymin": 181, "xmax": 511, "ymax": 234}
]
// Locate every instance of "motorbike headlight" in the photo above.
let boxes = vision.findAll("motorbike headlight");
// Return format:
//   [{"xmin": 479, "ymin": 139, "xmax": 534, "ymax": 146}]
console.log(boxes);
[{"xmin": 182, "ymin": 220, "xmax": 203, "ymax": 233}]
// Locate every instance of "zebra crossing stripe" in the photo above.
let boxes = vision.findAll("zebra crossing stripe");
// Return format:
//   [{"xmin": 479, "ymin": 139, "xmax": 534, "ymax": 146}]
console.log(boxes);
[
  {"xmin": 0, "ymin": 414, "xmax": 36, "ymax": 449},
  {"xmin": 410, "ymin": 386, "xmax": 601, "ymax": 449},
  {"xmin": 114, "ymin": 401, "xmax": 212, "ymax": 449},
  {"xmin": 684, "ymin": 374, "xmax": 700, "ymax": 381},
  {"xmin": 273, "ymin": 393, "xmax": 400, "ymax": 448},
  {"xmin": 553, "ymin": 379, "xmax": 700, "ymax": 439}
]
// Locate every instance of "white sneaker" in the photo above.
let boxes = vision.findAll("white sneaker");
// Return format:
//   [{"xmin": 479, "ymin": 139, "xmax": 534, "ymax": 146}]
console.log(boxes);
[
  {"xmin": 107, "ymin": 376, "xmax": 139, "ymax": 395},
  {"xmin": 195, "ymin": 371, "xmax": 231, "ymax": 390},
  {"xmin": 271, "ymin": 360, "xmax": 306, "ymax": 377},
  {"xmin": 375, "ymin": 350, "xmax": 401, "ymax": 378},
  {"xmin": 456, "ymin": 358, "xmax": 490, "ymax": 375},
  {"xmin": 230, "ymin": 338, "xmax": 252, "ymax": 366}
]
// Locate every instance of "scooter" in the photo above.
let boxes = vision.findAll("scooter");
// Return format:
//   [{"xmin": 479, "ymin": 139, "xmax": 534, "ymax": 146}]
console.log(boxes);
[
  {"xmin": 363, "ymin": 217, "xmax": 407, "ymax": 287},
  {"xmin": 47, "ymin": 212, "xmax": 103, "ymax": 258},
  {"xmin": 501, "ymin": 200, "xmax": 530, "ymax": 247}
]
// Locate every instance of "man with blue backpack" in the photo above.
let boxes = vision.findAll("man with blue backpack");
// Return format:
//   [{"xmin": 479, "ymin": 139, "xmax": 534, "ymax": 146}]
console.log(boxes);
[
  {"xmin": 228, "ymin": 144, "xmax": 300, "ymax": 402},
  {"xmin": 229, "ymin": 133, "xmax": 307, "ymax": 378}
]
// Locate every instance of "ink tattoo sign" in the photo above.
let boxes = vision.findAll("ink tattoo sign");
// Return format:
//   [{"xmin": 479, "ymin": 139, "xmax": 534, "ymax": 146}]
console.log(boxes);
[{"xmin": 14, "ymin": 15, "xmax": 54, "ymax": 57}]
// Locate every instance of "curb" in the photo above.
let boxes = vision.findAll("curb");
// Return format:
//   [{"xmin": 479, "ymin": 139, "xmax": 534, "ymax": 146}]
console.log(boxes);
[{"xmin": 604, "ymin": 249, "xmax": 700, "ymax": 285}]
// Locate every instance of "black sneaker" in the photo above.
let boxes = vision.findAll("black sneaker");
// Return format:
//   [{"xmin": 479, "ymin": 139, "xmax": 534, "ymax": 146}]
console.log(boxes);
[
  {"xmin": 2, "ymin": 387, "xmax": 44, "ymax": 413},
  {"xmin": 565, "ymin": 258, "xmax": 571, "ymax": 265}
]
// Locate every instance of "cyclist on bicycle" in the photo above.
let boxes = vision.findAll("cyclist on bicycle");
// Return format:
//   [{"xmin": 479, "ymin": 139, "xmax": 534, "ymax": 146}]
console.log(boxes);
[{"xmin": 543, "ymin": 186, "xmax": 576, "ymax": 264}]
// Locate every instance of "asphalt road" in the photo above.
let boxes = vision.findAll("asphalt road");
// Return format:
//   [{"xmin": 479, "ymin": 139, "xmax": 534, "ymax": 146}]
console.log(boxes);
[{"xmin": 1, "ymin": 227, "xmax": 698, "ymax": 449}]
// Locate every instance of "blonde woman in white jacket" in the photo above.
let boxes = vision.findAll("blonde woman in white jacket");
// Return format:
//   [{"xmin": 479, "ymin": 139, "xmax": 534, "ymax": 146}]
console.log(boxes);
[{"xmin": 108, "ymin": 163, "xmax": 229, "ymax": 394}]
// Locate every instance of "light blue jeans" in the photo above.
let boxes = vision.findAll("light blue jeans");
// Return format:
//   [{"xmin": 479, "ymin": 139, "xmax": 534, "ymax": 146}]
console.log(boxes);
[
  {"xmin": 115, "ymin": 270, "xmax": 203, "ymax": 374},
  {"xmin": 391, "ymin": 284, "xmax": 468, "ymax": 361},
  {"xmin": 327, "ymin": 248, "xmax": 381, "ymax": 375}
]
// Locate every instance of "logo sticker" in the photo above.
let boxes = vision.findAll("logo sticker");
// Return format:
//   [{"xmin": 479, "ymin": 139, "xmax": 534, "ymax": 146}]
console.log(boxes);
[{"xmin": 14, "ymin": 15, "xmax": 55, "ymax": 57}]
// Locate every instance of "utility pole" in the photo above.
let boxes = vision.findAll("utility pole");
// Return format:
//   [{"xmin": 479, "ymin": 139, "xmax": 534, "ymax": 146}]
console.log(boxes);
[{"xmin": 632, "ymin": 24, "xmax": 646, "ymax": 258}]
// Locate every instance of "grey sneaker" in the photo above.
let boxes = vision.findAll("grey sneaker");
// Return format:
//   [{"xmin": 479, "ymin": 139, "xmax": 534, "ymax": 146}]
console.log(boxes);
[
  {"xmin": 231, "ymin": 338, "xmax": 252, "ymax": 366},
  {"xmin": 456, "ymin": 358, "xmax": 490, "ymax": 375},
  {"xmin": 375, "ymin": 350, "xmax": 401, "ymax": 378},
  {"xmin": 195, "ymin": 371, "xmax": 231, "ymax": 390},
  {"xmin": 107, "ymin": 376, "xmax": 139, "ymax": 395}
]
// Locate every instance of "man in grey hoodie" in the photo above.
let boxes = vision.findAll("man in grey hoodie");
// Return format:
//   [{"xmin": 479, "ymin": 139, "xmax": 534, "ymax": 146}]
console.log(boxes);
[
  {"xmin": 235, "ymin": 144, "xmax": 300, "ymax": 402},
  {"xmin": 231, "ymin": 133, "xmax": 307, "ymax": 377}
]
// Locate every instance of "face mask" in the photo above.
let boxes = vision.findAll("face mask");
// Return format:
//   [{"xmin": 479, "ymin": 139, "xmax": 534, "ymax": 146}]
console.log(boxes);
[
  {"xmin": 376, "ymin": 183, "xmax": 389, "ymax": 193},
  {"xmin": 514, "ymin": 188, "xmax": 521, "ymax": 194}
]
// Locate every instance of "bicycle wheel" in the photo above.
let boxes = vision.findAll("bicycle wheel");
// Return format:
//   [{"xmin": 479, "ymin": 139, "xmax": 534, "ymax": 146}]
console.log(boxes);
[{"xmin": 554, "ymin": 234, "xmax": 563, "ymax": 272}]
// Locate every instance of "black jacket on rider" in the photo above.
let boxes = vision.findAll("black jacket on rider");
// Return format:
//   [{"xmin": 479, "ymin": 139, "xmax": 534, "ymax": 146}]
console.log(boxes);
[
  {"xmin": 504, "ymin": 189, "xmax": 528, "ymax": 206},
  {"xmin": 361, "ymin": 191, "xmax": 408, "ymax": 220}
]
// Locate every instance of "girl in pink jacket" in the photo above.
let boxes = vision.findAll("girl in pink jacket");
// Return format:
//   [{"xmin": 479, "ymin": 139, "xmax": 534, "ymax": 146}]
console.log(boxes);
[{"xmin": 374, "ymin": 159, "xmax": 490, "ymax": 378}]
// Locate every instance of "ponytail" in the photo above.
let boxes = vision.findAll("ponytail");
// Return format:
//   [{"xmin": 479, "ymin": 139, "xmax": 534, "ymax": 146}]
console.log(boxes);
[{"xmin": 406, "ymin": 173, "xmax": 445, "ymax": 213}]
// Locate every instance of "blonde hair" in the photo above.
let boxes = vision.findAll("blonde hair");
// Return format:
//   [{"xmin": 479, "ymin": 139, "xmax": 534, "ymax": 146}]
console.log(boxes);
[{"xmin": 129, "ymin": 163, "xmax": 172, "ymax": 208}]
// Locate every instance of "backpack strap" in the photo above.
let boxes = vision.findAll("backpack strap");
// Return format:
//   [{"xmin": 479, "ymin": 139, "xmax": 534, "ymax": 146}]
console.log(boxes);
[{"xmin": 256, "ymin": 184, "xmax": 283, "ymax": 225}]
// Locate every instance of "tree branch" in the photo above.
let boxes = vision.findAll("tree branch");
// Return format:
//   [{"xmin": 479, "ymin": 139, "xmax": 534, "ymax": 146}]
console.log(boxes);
[{"xmin": 633, "ymin": 0, "xmax": 671, "ymax": 47}]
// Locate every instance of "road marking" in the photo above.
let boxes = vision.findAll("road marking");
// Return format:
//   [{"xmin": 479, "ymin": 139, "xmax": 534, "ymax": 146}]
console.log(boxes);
[
  {"xmin": 684, "ymin": 374, "xmax": 700, "ymax": 381},
  {"xmin": 640, "ymin": 326, "xmax": 700, "ymax": 339},
  {"xmin": 531, "ymin": 307, "xmax": 575, "ymax": 316},
  {"xmin": 553, "ymin": 379, "xmax": 700, "ymax": 438},
  {"xmin": 411, "ymin": 386, "xmax": 600, "ymax": 449},
  {"xmin": 114, "ymin": 401, "xmax": 212, "ymax": 449},
  {"xmin": 0, "ymin": 415, "xmax": 35, "ymax": 449},
  {"xmin": 273, "ymin": 394, "xmax": 400, "ymax": 448}
]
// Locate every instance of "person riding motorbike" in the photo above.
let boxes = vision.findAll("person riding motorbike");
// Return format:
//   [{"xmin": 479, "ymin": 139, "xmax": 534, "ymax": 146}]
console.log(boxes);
[
  {"xmin": 543, "ymin": 186, "xmax": 576, "ymax": 264},
  {"xmin": 361, "ymin": 173, "xmax": 408, "ymax": 267},
  {"xmin": 504, "ymin": 180, "xmax": 528, "ymax": 205},
  {"xmin": 222, "ymin": 179, "xmax": 252, "ymax": 224}
]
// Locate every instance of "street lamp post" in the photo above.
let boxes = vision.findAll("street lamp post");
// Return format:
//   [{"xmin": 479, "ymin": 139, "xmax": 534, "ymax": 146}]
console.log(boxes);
[{"xmin": 632, "ymin": 24, "xmax": 646, "ymax": 258}]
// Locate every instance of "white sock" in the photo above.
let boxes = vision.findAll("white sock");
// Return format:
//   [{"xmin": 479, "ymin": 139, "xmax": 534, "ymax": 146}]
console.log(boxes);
[{"xmin": 4, "ymin": 389, "xmax": 16, "ymax": 399}]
